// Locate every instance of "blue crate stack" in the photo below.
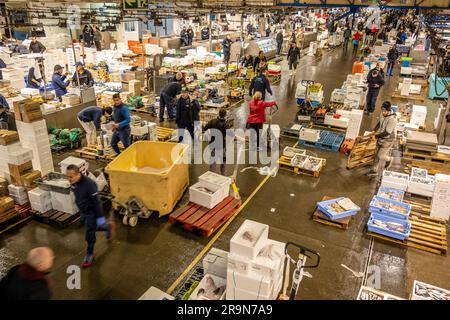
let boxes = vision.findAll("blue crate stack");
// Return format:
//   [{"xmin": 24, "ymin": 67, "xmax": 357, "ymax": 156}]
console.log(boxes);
[
  {"xmin": 298, "ymin": 129, "xmax": 345, "ymax": 152},
  {"xmin": 317, "ymin": 197, "xmax": 361, "ymax": 220},
  {"xmin": 367, "ymin": 187, "xmax": 412, "ymax": 241}
]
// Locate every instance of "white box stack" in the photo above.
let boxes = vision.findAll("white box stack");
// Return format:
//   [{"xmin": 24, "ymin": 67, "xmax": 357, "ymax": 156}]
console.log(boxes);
[
  {"xmin": 345, "ymin": 109, "xmax": 364, "ymax": 140},
  {"xmin": 147, "ymin": 122, "xmax": 158, "ymax": 141},
  {"xmin": 50, "ymin": 191, "xmax": 78, "ymax": 215},
  {"xmin": 8, "ymin": 184, "xmax": 29, "ymax": 205},
  {"xmin": 299, "ymin": 128, "xmax": 320, "ymax": 142},
  {"xmin": 199, "ymin": 171, "xmax": 231, "ymax": 200},
  {"xmin": 226, "ymin": 220, "xmax": 284, "ymax": 300},
  {"xmin": 15, "ymin": 119, "xmax": 54, "ymax": 176},
  {"xmin": 410, "ymin": 105, "xmax": 427, "ymax": 128},
  {"xmin": 407, "ymin": 176, "xmax": 435, "ymax": 197},
  {"xmin": 28, "ymin": 187, "xmax": 52, "ymax": 213},
  {"xmin": 324, "ymin": 114, "xmax": 349, "ymax": 128},
  {"xmin": 1, "ymin": 68, "xmax": 25, "ymax": 90},
  {"xmin": 381, "ymin": 170, "xmax": 410, "ymax": 191},
  {"xmin": 189, "ymin": 172, "xmax": 231, "ymax": 209},
  {"xmin": 59, "ymin": 156, "xmax": 88, "ymax": 175},
  {"xmin": 330, "ymin": 88, "xmax": 346, "ymax": 104},
  {"xmin": 203, "ymin": 248, "xmax": 229, "ymax": 279},
  {"xmin": 431, "ymin": 174, "xmax": 450, "ymax": 221},
  {"xmin": 0, "ymin": 143, "xmax": 33, "ymax": 182}
]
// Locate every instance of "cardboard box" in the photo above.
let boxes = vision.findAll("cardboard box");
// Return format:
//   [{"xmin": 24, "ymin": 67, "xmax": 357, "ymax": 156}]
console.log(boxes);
[
  {"xmin": 0, "ymin": 177, "xmax": 7, "ymax": 196},
  {"xmin": 128, "ymin": 80, "xmax": 141, "ymax": 96},
  {"xmin": 61, "ymin": 94, "xmax": 81, "ymax": 106},
  {"xmin": 0, "ymin": 130, "xmax": 19, "ymax": 146},
  {"xmin": 8, "ymin": 161, "xmax": 33, "ymax": 179},
  {"xmin": 203, "ymin": 248, "xmax": 229, "ymax": 279},
  {"xmin": 13, "ymin": 99, "xmax": 43, "ymax": 123},
  {"xmin": 21, "ymin": 170, "xmax": 42, "ymax": 188},
  {"xmin": 0, "ymin": 196, "xmax": 15, "ymax": 214},
  {"xmin": 230, "ymin": 220, "xmax": 269, "ymax": 260}
]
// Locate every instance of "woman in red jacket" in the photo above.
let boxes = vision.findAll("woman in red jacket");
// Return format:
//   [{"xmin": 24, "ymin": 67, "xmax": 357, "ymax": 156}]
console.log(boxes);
[{"xmin": 247, "ymin": 91, "xmax": 277, "ymax": 150}]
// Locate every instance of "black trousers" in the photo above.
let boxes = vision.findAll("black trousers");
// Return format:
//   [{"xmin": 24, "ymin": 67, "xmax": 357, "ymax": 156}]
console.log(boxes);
[
  {"xmin": 247, "ymin": 123, "xmax": 263, "ymax": 148},
  {"xmin": 83, "ymin": 215, "xmax": 109, "ymax": 255}
]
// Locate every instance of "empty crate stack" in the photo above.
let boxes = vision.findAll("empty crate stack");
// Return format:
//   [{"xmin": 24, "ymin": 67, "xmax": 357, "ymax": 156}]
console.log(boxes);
[
  {"xmin": 13, "ymin": 98, "xmax": 54, "ymax": 176},
  {"xmin": 226, "ymin": 219, "xmax": 285, "ymax": 300}
]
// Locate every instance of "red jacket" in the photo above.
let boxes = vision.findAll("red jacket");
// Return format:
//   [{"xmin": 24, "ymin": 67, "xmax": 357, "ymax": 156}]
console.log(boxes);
[
  {"xmin": 247, "ymin": 99, "xmax": 277, "ymax": 124},
  {"xmin": 353, "ymin": 32, "xmax": 362, "ymax": 41}
]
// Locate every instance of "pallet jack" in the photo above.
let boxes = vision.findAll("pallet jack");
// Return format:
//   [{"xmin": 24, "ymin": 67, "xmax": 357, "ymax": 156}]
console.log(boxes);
[
  {"xmin": 99, "ymin": 192, "xmax": 151, "ymax": 227},
  {"xmin": 280, "ymin": 242, "xmax": 321, "ymax": 300}
]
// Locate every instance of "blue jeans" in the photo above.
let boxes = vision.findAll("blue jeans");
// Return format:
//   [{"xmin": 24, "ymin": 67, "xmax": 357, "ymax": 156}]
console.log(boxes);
[
  {"xmin": 366, "ymin": 89, "xmax": 380, "ymax": 113},
  {"xmin": 159, "ymin": 93, "xmax": 175, "ymax": 121},
  {"xmin": 111, "ymin": 127, "xmax": 131, "ymax": 154},
  {"xmin": 277, "ymin": 42, "xmax": 282, "ymax": 55},
  {"xmin": 82, "ymin": 215, "xmax": 110, "ymax": 255},
  {"xmin": 386, "ymin": 61, "xmax": 395, "ymax": 76}
]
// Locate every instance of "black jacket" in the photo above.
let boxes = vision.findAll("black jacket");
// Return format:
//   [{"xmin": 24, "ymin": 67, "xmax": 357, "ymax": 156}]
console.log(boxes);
[
  {"xmin": 222, "ymin": 38, "xmax": 232, "ymax": 52},
  {"xmin": 176, "ymin": 97, "xmax": 200, "ymax": 127},
  {"xmin": 29, "ymin": 41, "xmax": 46, "ymax": 54},
  {"xmin": 203, "ymin": 117, "xmax": 230, "ymax": 149},
  {"xmin": 72, "ymin": 69, "xmax": 94, "ymax": 87},
  {"xmin": 241, "ymin": 56, "xmax": 254, "ymax": 68},
  {"xmin": 276, "ymin": 32, "xmax": 283, "ymax": 44},
  {"xmin": 253, "ymin": 56, "xmax": 267, "ymax": 72},
  {"xmin": 367, "ymin": 69, "xmax": 385, "ymax": 91},
  {"xmin": 161, "ymin": 82, "xmax": 182, "ymax": 98},
  {"xmin": 0, "ymin": 264, "xmax": 51, "ymax": 300},
  {"xmin": 287, "ymin": 47, "xmax": 301, "ymax": 63},
  {"xmin": 249, "ymin": 74, "xmax": 272, "ymax": 100},
  {"xmin": 71, "ymin": 175, "xmax": 102, "ymax": 218},
  {"xmin": 387, "ymin": 48, "xmax": 399, "ymax": 62},
  {"xmin": 0, "ymin": 111, "xmax": 17, "ymax": 131}
]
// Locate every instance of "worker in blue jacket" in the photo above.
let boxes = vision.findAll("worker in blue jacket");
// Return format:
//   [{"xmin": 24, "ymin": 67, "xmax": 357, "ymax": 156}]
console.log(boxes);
[
  {"xmin": 77, "ymin": 106, "xmax": 113, "ymax": 146},
  {"xmin": 110, "ymin": 93, "xmax": 131, "ymax": 155},
  {"xmin": 249, "ymin": 69, "xmax": 273, "ymax": 101},
  {"xmin": 0, "ymin": 94, "xmax": 9, "ymax": 110},
  {"xmin": 66, "ymin": 164, "xmax": 115, "ymax": 268},
  {"xmin": 52, "ymin": 65, "xmax": 70, "ymax": 101}
]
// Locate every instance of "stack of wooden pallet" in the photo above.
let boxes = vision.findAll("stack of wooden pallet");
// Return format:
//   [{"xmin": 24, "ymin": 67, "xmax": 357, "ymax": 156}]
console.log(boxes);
[{"xmin": 346, "ymin": 135, "xmax": 377, "ymax": 169}]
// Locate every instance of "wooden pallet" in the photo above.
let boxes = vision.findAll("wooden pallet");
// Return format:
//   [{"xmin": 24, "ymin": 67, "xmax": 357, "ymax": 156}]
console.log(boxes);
[
  {"xmin": 169, "ymin": 196, "xmax": 241, "ymax": 237},
  {"xmin": 368, "ymin": 211, "xmax": 448, "ymax": 255},
  {"xmin": 391, "ymin": 87, "xmax": 426, "ymax": 102},
  {"xmin": 309, "ymin": 122, "xmax": 347, "ymax": 134},
  {"xmin": 0, "ymin": 208, "xmax": 19, "ymax": 225},
  {"xmin": 157, "ymin": 126, "xmax": 176, "ymax": 141},
  {"xmin": 32, "ymin": 209, "xmax": 80, "ymax": 227},
  {"xmin": 399, "ymin": 77, "xmax": 428, "ymax": 86},
  {"xmin": 346, "ymin": 136, "xmax": 377, "ymax": 169},
  {"xmin": 312, "ymin": 196, "xmax": 352, "ymax": 230},
  {"xmin": 403, "ymin": 148, "xmax": 450, "ymax": 164},
  {"xmin": 277, "ymin": 155, "xmax": 325, "ymax": 178},
  {"xmin": 15, "ymin": 203, "xmax": 32, "ymax": 219},
  {"xmin": 403, "ymin": 193, "xmax": 432, "ymax": 216},
  {"xmin": 405, "ymin": 161, "xmax": 450, "ymax": 175},
  {"xmin": 75, "ymin": 146, "xmax": 116, "ymax": 161}
]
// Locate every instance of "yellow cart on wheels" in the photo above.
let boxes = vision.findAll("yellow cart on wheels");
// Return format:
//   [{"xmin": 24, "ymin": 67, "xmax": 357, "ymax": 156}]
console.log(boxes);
[{"xmin": 105, "ymin": 141, "xmax": 189, "ymax": 226}]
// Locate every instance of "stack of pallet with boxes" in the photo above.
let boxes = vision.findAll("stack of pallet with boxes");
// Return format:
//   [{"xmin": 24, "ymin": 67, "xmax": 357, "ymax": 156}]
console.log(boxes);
[
  {"xmin": 226, "ymin": 219, "xmax": 285, "ymax": 300},
  {"xmin": 13, "ymin": 98, "xmax": 54, "ymax": 176},
  {"xmin": 0, "ymin": 177, "xmax": 17, "ymax": 225}
]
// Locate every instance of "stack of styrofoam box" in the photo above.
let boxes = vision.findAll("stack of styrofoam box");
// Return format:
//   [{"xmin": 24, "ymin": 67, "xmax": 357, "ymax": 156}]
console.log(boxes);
[
  {"xmin": 407, "ymin": 168, "xmax": 435, "ymax": 197},
  {"xmin": 59, "ymin": 156, "xmax": 88, "ymax": 175},
  {"xmin": 189, "ymin": 171, "xmax": 231, "ymax": 209},
  {"xmin": 2, "ymin": 68, "xmax": 25, "ymax": 90},
  {"xmin": 437, "ymin": 145, "xmax": 450, "ymax": 155},
  {"xmin": 295, "ymin": 82, "xmax": 307, "ymax": 99},
  {"xmin": 330, "ymin": 88, "xmax": 346, "ymax": 104},
  {"xmin": 411, "ymin": 280, "xmax": 450, "ymax": 300},
  {"xmin": 20, "ymin": 88, "xmax": 40, "ymax": 98},
  {"xmin": 15, "ymin": 119, "xmax": 54, "ymax": 176},
  {"xmin": 410, "ymin": 105, "xmax": 427, "ymax": 128},
  {"xmin": 344, "ymin": 109, "xmax": 364, "ymax": 140},
  {"xmin": 8, "ymin": 184, "xmax": 29, "ymax": 205},
  {"xmin": 430, "ymin": 174, "xmax": 450, "ymax": 221},
  {"xmin": 381, "ymin": 170, "xmax": 410, "ymax": 191},
  {"xmin": 28, "ymin": 187, "xmax": 52, "ymax": 213},
  {"xmin": 343, "ymin": 98, "xmax": 360, "ymax": 109},
  {"xmin": 51, "ymin": 190, "xmax": 78, "ymax": 215},
  {"xmin": 145, "ymin": 44, "xmax": 163, "ymax": 55},
  {"xmin": 226, "ymin": 220, "xmax": 285, "ymax": 300},
  {"xmin": 0, "ymin": 143, "xmax": 33, "ymax": 182},
  {"xmin": 299, "ymin": 127, "xmax": 320, "ymax": 142},
  {"xmin": 203, "ymin": 248, "xmax": 229, "ymax": 279}
]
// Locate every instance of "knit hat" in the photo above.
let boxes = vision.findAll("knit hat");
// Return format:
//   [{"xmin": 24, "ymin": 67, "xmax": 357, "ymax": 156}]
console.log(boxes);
[{"xmin": 381, "ymin": 101, "xmax": 391, "ymax": 111}]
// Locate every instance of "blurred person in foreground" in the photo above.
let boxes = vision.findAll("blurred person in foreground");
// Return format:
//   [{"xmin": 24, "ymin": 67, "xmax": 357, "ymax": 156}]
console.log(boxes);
[{"xmin": 0, "ymin": 247, "xmax": 54, "ymax": 300}]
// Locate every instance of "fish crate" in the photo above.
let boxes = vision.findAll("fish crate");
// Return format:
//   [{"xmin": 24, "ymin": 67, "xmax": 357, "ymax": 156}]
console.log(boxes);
[
  {"xmin": 317, "ymin": 197, "xmax": 361, "ymax": 220},
  {"xmin": 377, "ymin": 187, "xmax": 405, "ymax": 202},
  {"xmin": 277, "ymin": 155, "xmax": 325, "ymax": 178},
  {"xmin": 35, "ymin": 172, "xmax": 71, "ymax": 194},
  {"xmin": 369, "ymin": 196, "xmax": 411, "ymax": 220},
  {"xmin": 312, "ymin": 196, "xmax": 352, "ymax": 230},
  {"xmin": 367, "ymin": 213, "xmax": 411, "ymax": 241},
  {"xmin": 298, "ymin": 130, "xmax": 345, "ymax": 152}
]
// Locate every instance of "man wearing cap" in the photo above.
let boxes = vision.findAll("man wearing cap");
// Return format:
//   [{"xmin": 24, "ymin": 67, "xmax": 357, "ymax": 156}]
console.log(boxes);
[
  {"xmin": 77, "ymin": 106, "xmax": 113, "ymax": 146},
  {"xmin": 175, "ymin": 89, "xmax": 200, "ymax": 143},
  {"xmin": 366, "ymin": 101, "xmax": 398, "ymax": 179},
  {"xmin": 52, "ymin": 65, "xmax": 70, "ymax": 101},
  {"xmin": 72, "ymin": 62, "xmax": 94, "ymax": 87},
  {"xmin": 28, "ymin": 37, "xmax": 46, "ymax": 54}
]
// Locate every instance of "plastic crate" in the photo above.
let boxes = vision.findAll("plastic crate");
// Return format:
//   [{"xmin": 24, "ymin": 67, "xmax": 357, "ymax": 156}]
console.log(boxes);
[
  {"xmin": 367, "ymin": 213, "xmax": 411, "ymax": 241},
  {"xmin": 377, "ymin": 187, "xmax": 405, "ymax": 202},
  {"xmin": 299, "ymin": 130, "xmax": 345, "ymax": 152},
  {"xmin": 317, "ymin": 197, "xmax": 361, "ymax": 220},
  {"xmin": 369, "ymin": 196, "xmax": 411, "ymax": 220},
  {"xmin": 35, "ymin": 172, "xmax": 72, "ymax": 194}
]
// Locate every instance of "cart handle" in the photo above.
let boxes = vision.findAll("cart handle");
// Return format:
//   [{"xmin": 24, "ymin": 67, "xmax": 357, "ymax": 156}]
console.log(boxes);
[{"xmin": 285, "ymin": 242, "xmax": 321, "ymax": 269}]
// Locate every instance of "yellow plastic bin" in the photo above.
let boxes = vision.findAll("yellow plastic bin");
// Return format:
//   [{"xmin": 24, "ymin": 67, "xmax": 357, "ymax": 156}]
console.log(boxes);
[{"xmin": 105, "ymin": 141, "xmax": 189, "ymax": 217}]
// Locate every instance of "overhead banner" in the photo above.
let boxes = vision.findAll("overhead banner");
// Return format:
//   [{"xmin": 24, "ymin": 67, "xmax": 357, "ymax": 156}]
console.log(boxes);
[{"xmin": 123, "ymin": 0, "xmax": 149, "ymax": 10}]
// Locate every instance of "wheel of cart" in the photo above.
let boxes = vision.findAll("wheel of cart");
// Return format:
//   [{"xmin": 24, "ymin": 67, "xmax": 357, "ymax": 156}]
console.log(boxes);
[{"xmin": 99, "ymin": 193, "xmax": 152, "ymax": 227}]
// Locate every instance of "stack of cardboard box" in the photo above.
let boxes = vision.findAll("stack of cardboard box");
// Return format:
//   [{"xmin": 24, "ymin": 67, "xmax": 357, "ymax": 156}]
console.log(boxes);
[
  {"xmin": 13, "ymin": 100, "xmax": 54, "ymax": 176},
  {"xmin": 0, "ymin": 179, "xmax": 16, "ymax": 224},
  {"xmin": 226, "ymin": 220, "xmax": 285, "ymax": 300},
  {"xmin": 8, "ymin": 160, "xmax": 41, "ymax": 189}
]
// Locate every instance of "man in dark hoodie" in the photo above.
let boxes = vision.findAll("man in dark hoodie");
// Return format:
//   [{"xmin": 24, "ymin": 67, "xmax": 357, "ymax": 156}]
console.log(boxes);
[
  {"xmin": 249, "ymin": 70, "xmax": 273, "ymax": 101},
  {"xmin": 160, "ymin": 81, "xmax": 182, "ymax": 122},
  {"xmin": 0, "ymin": 247, "xmax": 54, "ymax": 300},
  {"xmin": 386, "ymin": 45, "xmax": 399, "ymax": 77},
  {"xmin": 176, "ymin": 89, "xmax": 200, "ymax": 143},
  {"xmin": 365, "ymin": 68, "xmax": 385, "ymax": 114},
  {"xmin": 276, "ymin": 30, "xmax": 283, "ymax": 55}
]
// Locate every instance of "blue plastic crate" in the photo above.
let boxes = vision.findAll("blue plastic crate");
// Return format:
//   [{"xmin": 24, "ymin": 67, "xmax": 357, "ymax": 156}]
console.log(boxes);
[
  {"xmin": 369, "ymin": 196, "xmax": 411, "ymax": 220},
  {"xmin": 298, "ymin": 130, "xmax": 345, "ymax": 152},
  {"xmin": 402, "ymin": 60, "xmax": 411, "ymax": 67},
  {"xmin": 310, "ymin": 101, "xmax": 320, "ymax": 107},
  {"xmin": 367, "ymin": 213, "xmax": 411, "ymax": 241},
  {"xmin": 317, "ymin": 197, "xmax": 361, "ymax": 220},
  {"xmin": 377, "ymin": 187, "xmax": 405, "ymax": 202},
  {"xmin": 378, "ymin": 57, "xmax": 386, "ymax": 61},
  {"xmin": 297, "ymin": 98, "xmax": 305, "ymax": 105}
]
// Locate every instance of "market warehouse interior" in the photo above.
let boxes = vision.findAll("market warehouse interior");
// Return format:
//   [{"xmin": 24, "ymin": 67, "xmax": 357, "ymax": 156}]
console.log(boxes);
[{"xmin": 0, "ymin": 0, "xmax": 449, "ymax": 301}]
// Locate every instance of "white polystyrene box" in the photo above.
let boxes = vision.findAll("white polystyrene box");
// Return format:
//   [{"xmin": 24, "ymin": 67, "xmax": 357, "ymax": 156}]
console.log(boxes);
[
  {"xmin": 227, "ymin": 252, "xmax": 251, "ymax": 275},
  {"xmin": 199, "ymin": 171, "xmax": 231, "ymax": 200},
  {"xmin": 230, "ymin": 219, "xmax": 269, "ymax": 260},
  {"xmin": 59, "ymin": 156, "xmax": 88, "ymax": 174},
  {"xmin": 0, "ymin": 147, "xmax": 33, "ymax": 165},
  {"xmin": 226, "ymin": 270, "xmax": 282, "ymax": 300},
  {"xmin": 226, "ymin": 269, "xmax": 273, "ymax": 297},
  {"xmin": 189, "ymin": 274, "xmax": 226, "ymax": 300},
  {"xmin": 189, "ymin": 181, "xmax": 226, "ymax": 209},
  {"xmin": 299, "ymin": 128, "xmax": 320, "ymax": 142},
  {"xmin": 411, "ymin": 280, "xmax": 450, "ymax": 300},
  {"xmin": 251, "ymin": 239, "xmax": 285, "ymax": 281},
  {"xmin": 203, "ymin": 248, "xmax": 229, "ymax": 279},
  {"xmin": 50, "ymin": 191, "xmax": 78, "ymax": 215}
]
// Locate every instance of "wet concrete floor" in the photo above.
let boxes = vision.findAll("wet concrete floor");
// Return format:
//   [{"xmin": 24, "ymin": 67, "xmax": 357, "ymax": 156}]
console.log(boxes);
[{"xmin": 0, "ymin": 45, "xmax": 448, "ymax": 299}]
